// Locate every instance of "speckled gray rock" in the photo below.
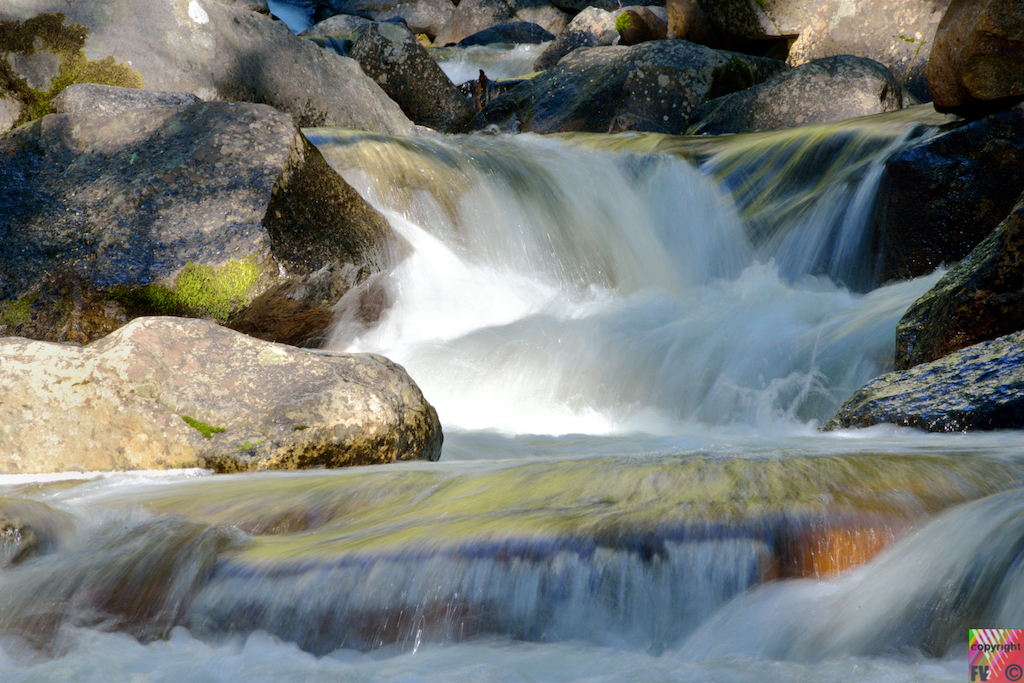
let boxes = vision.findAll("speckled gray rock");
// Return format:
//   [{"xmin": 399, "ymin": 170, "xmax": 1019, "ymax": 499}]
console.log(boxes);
[
  {"xmin": 0, "ymin": 317, "xmax": 443, "ymax": 473},
  {"xmin": 927, "ymin": 0, "xmax": 1024, "ymax": 117},
  {"xmin": 534, "ymin": 7, "xmax": 619, "ymax": 71},
  {"xmin": 824, "ymin": 329, "xmax": 1024, "ymax": 432},
  {"xmin": 686, "ymin": 55, "xmax": 915, "ymax": 135},
  {"xmin": 351, "ymin": 21, "xmax": 475, "ymax": 132},
  {"xmin": 49, "ymin": 84, "xmax": 202, "ymax": 119},
  {"xmin": 300, "ymin": 13, "xmax": 371, "ymax": 37},
  {"xmin": 434, "ymin": 0, "xmax": 568, "ymax": 47},
  {"xmin": 787, "ymin": 0, "xmax": 950, "ymax": 101},
  {"xmin": 324, "ymin": 0, "xmax": 456, "ymax": 38},
  {"xmin": 479, "ymin": 41, "xmax": 788, "ymax": 133},
  {"xmin": 895, "ymin": 192, "xmax": 1024, "ymax": 371},
  {"xmin": 0, "ymin": 101, "xmax": 396, "ymax": 344},
  {"xmin": 872, "ymin": 103, "xmax": 1024, "ymax": 285},
  {"xmin": 0, "ymin": 0, "xmax": 412, "ymax": 133}
]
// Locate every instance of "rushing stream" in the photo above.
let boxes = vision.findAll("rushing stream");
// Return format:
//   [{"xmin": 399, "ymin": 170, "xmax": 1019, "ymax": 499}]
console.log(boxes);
[{"xmin": 2, "ymin": 104, "xmax": 1023, "ymax": 682}]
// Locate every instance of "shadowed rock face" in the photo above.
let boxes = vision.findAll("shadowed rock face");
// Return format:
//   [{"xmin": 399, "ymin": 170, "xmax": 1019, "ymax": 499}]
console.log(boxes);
[
  {"xmin": 0, "ymin": 316, "xmax": 443, "ymax": 474},
  {"xmin": 0, "ymin": 100, "xmax": 396, "ymax": 345},
  {"xmin": 927, "ymin": 0, "xmax": 1024, "ymax": 117},
  {"xmin": 824, "ymin": 329, "xmax": 1024, "ymax": 432},
  {"xmin": 686, "ymin": 55, "xmax": 915, "ymax": 135},
  {"xmin": 434, "ymin": 0, "xmax": 568, "ymax": 47},
  {"xmin": 896, "ymin": 192, "xmax": 1024, "ymax": 371}
]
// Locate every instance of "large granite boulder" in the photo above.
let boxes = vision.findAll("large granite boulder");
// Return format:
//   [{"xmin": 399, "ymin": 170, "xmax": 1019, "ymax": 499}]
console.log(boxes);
[
  {"xmin": 49, "ymin": 83, "xmax": 202, "ymax": 118},
  {"xmin": 300, "ymin": 13, "xmax": 370, "ymax": 37},
  {"xmin": 321, "ymin": 0, "xmax": 456, "ymax": 39},
  {"xmin": 478, "ymin": 41, "xmax": 788, "ymax": 133},
  {"xmin": 824, "ymin": 329, "xmax": 1024, "ymax": 432},
  {"xmin": 786, "ymin": 0, "xmax": 951, "ymax": 102},
  {"xmin": 434, "ymin": 0, "xmax": 569, "ymax": 47},
  {"xmin": 872, "ymin": 103, "xmax": 1024, "ymax": 285},
  {"xmin": 927, "ymin": 0, "xmax": 1024, "ymax": 118},
  {"xmin": 686, "ymin": 55, "xmax": 914, "ymax": 135},
  {"xmin": 350, "ymin": 21, "xmax": 475, "ymax": 132},
  {"xmin": 534, "ymin": 6, "xmax": 619, "ymax": 71},
  {"xmin": 0, "ymin": 99, "xmax": 396, "ymax": 345},
  {"xmin": 0, "ymin": 2, "xmax": 412, "ymax": 132},
  {"xmin": 895, "ymin": 192, "xmax": 1024, "ymax": 371},
  {"xmin": 0, "ymin": 317, "xmax": 444, "ymax": 473}
]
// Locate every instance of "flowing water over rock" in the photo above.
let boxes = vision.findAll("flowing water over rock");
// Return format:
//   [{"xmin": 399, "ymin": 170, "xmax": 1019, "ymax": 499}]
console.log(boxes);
[{"xmin": 2, "ymin": 106, "xmax": 1022, "ymax": 682}]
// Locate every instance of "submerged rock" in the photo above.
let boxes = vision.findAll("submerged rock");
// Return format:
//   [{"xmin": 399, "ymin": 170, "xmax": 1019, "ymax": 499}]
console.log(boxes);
[
  {"xmin": 895, "ymin": 192, "xmax": 1024, "ymax": 370},
  {"xmin": 872, "ymin": 103, "xmax": 1024, "ymax": 284},
  {"xmin": 0, "ymin": 2, "xmax": 412, "ymax": 132},
  {"xmin": 686, "ymin": 55, "xmax": 914, "ymax": 135},
  {"xmin": 824, "ymin": 329, "xmax": 1024, "ymax": 432},
  {"xmin": 0, "ymin": 316, "xmax": 444, "ymax": 473},
  {"xmin": 927, "ymin": 0, "xmax": 1024, "ymax": 117},
  {"xmin": 350, "ymin": 21, "xmax": 475, "ymax": 132},
  {"xmin": 478, "ymin": 41, "xmax": 788, "ymax": 133},
  {"xmin": 0, "ymin": 497, "xmax": 76, "ymax": 569}
]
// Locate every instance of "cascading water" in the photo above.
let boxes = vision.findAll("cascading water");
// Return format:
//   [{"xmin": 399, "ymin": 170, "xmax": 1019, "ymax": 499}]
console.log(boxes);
[{"xmin": 2, "ymin": 107, "xmax": 1023, "ymax": 683}]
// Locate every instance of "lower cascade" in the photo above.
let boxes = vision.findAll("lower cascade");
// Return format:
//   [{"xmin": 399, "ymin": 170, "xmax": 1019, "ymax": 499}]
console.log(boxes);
[{"xmin": 2, "ymin": 109, "xmax": 1022, "ymax": 683}]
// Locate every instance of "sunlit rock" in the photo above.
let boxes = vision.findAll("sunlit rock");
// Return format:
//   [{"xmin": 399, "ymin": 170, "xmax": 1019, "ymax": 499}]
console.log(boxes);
[
  {"xmin": 896, "ymin": 191, "xmax": 1024, "ymax": 370},
  {"xmin": 824, "ymin": 329, "xmax": 1024, "ymax": 431},
  {"xmin": 0, "ymin": 316, "xmax": 444, "ymax": 473},
  {"xmin": 49, "ymin": 83, "xmax": 201, "ymax": 118},
  {"xmin": 0, "ymin": 100, "xmax": 396, "ymax": 345},
  {"xmin": 686, "ymin": 55, "xmax": 914, "ymax": 135}
]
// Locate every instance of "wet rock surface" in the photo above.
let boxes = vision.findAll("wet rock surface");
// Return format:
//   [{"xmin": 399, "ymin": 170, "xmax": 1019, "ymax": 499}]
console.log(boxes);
[
  {"xmin": 478, "ymin": 40, "xmax": 788, "ymax": 133},
  {"xmin": 686, "ymin": 55, "xmax": 914, "ymax": 135},
  {"xmin": 0, "ymin": 317, "xmax": 444, "ymax": 474},
  {"xmin": 0, "ymin": 100, "xmax": 395, "ymax": 344},
  {"xmin": 896, "ymin": 192, "xmax": 1024, "ymax": 371},
  {"xmin": 0, "ymin": 497, "xmax": 76, "ymax": 568},
  {"xmin": 873, "ymin": 103, "xmax": 1024, "ymax": 284},
  {"xmin": 350, "ymin": 21, "xmax": 475, "ymax": 132},
  {"xmin": 927, "ymin": 0, "xmax": 1024, "ymax": 117},
  {"xmin": 824, "ymin": 329, "xmax": 1024, "ymax": 432}
]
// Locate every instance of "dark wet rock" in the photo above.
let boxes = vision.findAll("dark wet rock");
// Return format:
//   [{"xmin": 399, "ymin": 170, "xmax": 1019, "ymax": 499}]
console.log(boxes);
[
  {"xmin": 0, "ymin": 316, "xmax": 443, "ymax": 473},
  {"xmin": 479, "ymin": 40, "xmax": 788, "ymax": 134},
  {"xmin": 616, "ymin": 8, "xmax": 667, "ymax": 46},
  {"xmin": 824, "ymin": 329, "xmax": 1024, "ymax": 432},
  {"xmin": 786, "ymin": 0, "xmax": 950, "ymax": 102},
  {"xmin": 895, "ymin": 193, "xmax": 1024, "ymax": 371},
  {"xmin": 686, "ymin": 55, "xmax": 915, "ymax": 135},
  {"xmin": 534, "ymin": 7, "xmax": 619, "ymax": 71},
  {"xmin": 696, "ymin": 0, "xmax": 810, "ymax": 40},
  {"xmin": 0, "ymin": 497, "xmax": 76, "ymax": 568},
  {"xmin": 0, "ymin": 2, "xmax": 412, "ymax": 133},
  {"xmin": 49, "ymin": 84, "xmax": 201, "ymax": 119},
  {"xmin": 350, "ymin": 21, "xmax": 475, "ymax": 132},
  {"xmin": 0, "ymin": 101, "xmax": 396, "ymax": 344},
  {"xmin": 927, "ymin": 0, "xmax": 1024, "ymax": 118},
  {"xmin": 873, "ymin": 103, "xmax": 1024, "ymax": 284},
  {"xmin": 458, "ymin": 21, "xmax": 554, "ymax": 46},
  {"xmin": 299, "ymin": 13, "xmax": 371, "ymax": 37},
  {"xmin": 434, "ymin": 0, "xmax": 568, "ymax": 47},
  {"xmin": 323, "ymin": 0, "xmax": 455, "ymax": 38}
]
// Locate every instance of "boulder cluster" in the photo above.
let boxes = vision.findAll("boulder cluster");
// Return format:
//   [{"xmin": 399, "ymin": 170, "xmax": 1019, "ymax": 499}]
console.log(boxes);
[{"xmin": 2, "ymin": 0, "xmax": 1024, "ymax": 470}]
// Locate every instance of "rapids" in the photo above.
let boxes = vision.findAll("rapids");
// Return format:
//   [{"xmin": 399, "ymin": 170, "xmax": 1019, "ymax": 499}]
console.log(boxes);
[{"xmin": 2, "ymin": 106, "xmax": 1021, "ymax": 682}]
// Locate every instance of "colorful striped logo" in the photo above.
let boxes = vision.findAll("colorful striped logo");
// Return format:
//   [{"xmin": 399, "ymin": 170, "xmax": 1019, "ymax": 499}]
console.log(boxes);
[{"xmin": 970, "ymin": 630, "xmax": 1024, "ymax": 682}]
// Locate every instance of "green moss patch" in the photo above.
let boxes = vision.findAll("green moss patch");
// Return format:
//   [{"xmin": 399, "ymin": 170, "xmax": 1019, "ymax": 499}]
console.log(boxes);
[
  {"xmin": 0, "ymin": 293, "xmax": 38, "ymax": 327},
  {"xmin": 107, "ymin": 256, "xmax": 264, "ymax": 322},
  {"xmin": 182, "ymin": 415, "xmax": 226, "ymax": 439},
  {"xmin": 615, "ymin": 12, "xmax": 633, "ymax": 34},
  {"xmin": 0, "ymin": 13, "xmax": 144, "ymax": 126}
]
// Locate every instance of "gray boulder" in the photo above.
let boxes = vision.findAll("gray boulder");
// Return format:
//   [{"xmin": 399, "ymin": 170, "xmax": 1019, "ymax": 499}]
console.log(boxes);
[
  {"xmin": 686, "ymin": 55, "xmax": 915, "ymax": 135},
  {"xmin": 895, "ymin": 192, "xmax": 1024, "ymax": 371},
  {"xmin": 0, "ymin": 101, "xmax": 396, "ymax": 345},
  {"xmin": 534, "ymin": 7, "xmax": 619, "ymax": 71},
  {"xmin": 324, "ymin": 0, "xmax": 455, "ymax": 38},
  {"xmin": 458, "ymin": 21, "xmax": 555, "ymax": 46},
  {"xmin": 434, "ymin": 0, "xmax": 569, "ymax": 47},
  {"xmin": 0, "ymin": 317, "xmax": 443, "ymax": 473},
  {"xmin": 927, "ymin": 0, "xmax": 1024, "ymax": 118},
  {"xmin": 0, "ymin": 1, "xmax": 412, "ymax": 133},
  {"xmin": 786, "ymin": 0, "xmax": 950, "ymax": 101},
  {"xmin": 49, "ymin": 84, "xmax": 202, "ymax": 119},
  {"xmin": 479, "ymin": 41, "xmax": 788, "ymax": 133},
  {"xmin": 299, "ymin": 13, "xmax": 371, "ymax": 37},
  {"xmin": 351, "ymin": 21, "xmax": 475, "ymax": 132},
  {"xmin": 824, "ymin": 329, "xmax": 1024, "ymax": 432},
  {"xmin": 872, "ymin": 103, "xmax": 1024, "ymax": 285}
]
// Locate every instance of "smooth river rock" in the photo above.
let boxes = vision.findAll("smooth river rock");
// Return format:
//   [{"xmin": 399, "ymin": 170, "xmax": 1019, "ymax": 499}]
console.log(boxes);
[
  {"xmin": 0, "ymin": 100, "xmax": 396, "ymax": 345},
  {"xmin": 0, "ymin": 317, "xmax": 444, "ymax": 474},
  {"xmin": 824, "ymin": 329, "xmax": 1024, "ymax": 432},
  {"xmin": 895, "ymin": 192, "xmax": 1024, "ymax": 371}
]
